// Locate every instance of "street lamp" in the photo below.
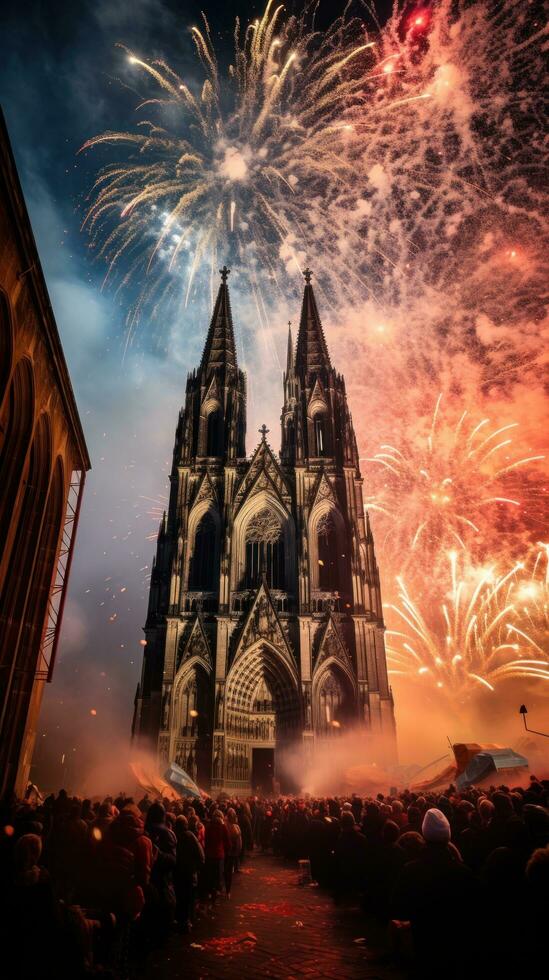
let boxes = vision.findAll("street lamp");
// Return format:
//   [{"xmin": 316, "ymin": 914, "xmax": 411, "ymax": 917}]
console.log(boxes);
[{"xmin": 519, "ymin": 704, "xmax": 549, "ymax": 738}]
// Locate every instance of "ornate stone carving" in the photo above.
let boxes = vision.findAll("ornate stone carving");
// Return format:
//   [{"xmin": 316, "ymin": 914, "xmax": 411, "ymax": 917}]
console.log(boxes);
[
  {"xmin": 245, "ymin": 508, "xmax": 282, "ymax": 543},
  {"xmin": 315, "ymin": 618, "xmax": 353, "ymax": 672},
  {"xmin": 194, "ymin": 473, "xmax": 217, "ymax": 506},
  {"xmin": 316, "ymin": 512, "xmax": 335, "ymax": 536},
  {"xmin": 234, "ymin": 440, "xmax": 292, "ymax": 512},
  {"xmin": 310, "ymin": 472, "xmax": 337, "ymax": 509},
  {"xmin": 239, "ymin": 590, "xmax": 288, "ymax": 656},
  {"xmin": 248, "ymin": 470, "xmax": 271, "ymax": 497},
  {"xmin": 179, "ymin": 617, "xmax": 212, "ymax": 669}
]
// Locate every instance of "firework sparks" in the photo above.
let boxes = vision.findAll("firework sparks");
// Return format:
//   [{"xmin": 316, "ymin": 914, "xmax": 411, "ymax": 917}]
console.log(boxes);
[
  {"xmin": 80, "ymin": 0, "xmax": 547, "ymax": 394},
  {"xmin": 385, "ymin": 544, "xmax": 549, "ymax": 701},
  {"xmin": 81, "ymin": 0, "xmax": 393, "ymax": 330},
  {"xmin": 363, "ymin": 395, "xmax": 546, "ymax": 569},
  {"xmin": 139, "ymin": 494, "xmax": 169, "ymax": 541}
]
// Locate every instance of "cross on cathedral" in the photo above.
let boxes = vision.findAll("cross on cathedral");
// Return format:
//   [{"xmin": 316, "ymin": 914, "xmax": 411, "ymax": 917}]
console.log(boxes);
[
  {"xmin": 303, "ymin": 267, "xmax": 313, "ymax": 283},
  {"xmin": 219, "ymin": 265, "xmax": 230, "ymax": 283},
  {"xmin": 258, "ymin": 423, "xmax": 270, "ymax": 441}
]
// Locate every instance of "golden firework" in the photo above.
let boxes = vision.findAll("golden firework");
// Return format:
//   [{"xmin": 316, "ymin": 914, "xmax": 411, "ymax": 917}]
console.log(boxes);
[{"xmin": 385, "ymin": 544, "xmax": 549, "ymax": 699}]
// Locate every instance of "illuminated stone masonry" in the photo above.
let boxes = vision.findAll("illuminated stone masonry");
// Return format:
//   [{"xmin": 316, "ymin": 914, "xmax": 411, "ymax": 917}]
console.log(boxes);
[{"xmin": 133, "ymin": 267, "xmax": 396, "ymax": 791}]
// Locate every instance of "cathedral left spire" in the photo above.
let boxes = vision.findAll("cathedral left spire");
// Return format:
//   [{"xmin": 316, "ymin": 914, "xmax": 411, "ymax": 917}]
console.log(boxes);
[
  {"xmin": 174, "ymin": 266, "xmax": 246, "ymax": 465},
  {"xmin": 199, "ymin": 265, "xmax": 238, "ymax": 377}
]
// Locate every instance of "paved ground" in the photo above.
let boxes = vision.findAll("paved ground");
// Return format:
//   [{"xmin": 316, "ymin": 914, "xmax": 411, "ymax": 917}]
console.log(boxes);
[{"xmin": 139, "ymin": 850, "xmax": 405, "ymax": 979}]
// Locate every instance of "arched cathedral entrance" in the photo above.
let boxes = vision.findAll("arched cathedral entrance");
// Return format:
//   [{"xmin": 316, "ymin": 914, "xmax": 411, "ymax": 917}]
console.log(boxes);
[{"xmin": 224, "ymin": 642, "xmax": 300, "ymax": 792}]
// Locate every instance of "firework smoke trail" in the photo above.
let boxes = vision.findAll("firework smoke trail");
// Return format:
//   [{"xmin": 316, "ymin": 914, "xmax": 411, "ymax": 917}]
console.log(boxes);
[
  {"xmin": 385, "ymin": 544, "xmax": 549, "ymax": 702},
  {"xmin": 362, "ymin": 395, "xmax": 546, "ymax": 577}
]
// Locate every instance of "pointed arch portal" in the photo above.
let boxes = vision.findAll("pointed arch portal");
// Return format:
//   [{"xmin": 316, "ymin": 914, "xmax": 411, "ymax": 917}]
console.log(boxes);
[{"xmin": 225, "ymin": 642, "xmax": 300, "ymax": 791}]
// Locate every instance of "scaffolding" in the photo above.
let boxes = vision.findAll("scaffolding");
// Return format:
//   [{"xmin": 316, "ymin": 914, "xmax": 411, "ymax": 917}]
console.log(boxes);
[{"xmin": 36, "ymin": 469, "xmax": 86, "ymax": 681}]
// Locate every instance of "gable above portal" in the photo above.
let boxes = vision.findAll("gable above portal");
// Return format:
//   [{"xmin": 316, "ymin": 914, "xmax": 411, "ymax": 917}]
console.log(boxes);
[{"xmin": 231, "ymin": 581, "xmax": 293, "ymax": 668}]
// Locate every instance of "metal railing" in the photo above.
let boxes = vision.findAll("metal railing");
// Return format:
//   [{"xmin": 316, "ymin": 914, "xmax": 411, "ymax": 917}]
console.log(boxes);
[{"xmin": 36, "ymin": 470, "xmax": 85, "ymax": 681}]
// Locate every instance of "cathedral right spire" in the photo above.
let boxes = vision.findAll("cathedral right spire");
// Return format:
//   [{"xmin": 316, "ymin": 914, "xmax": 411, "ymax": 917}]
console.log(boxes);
[{"xmin": 295, "ymin": 269, "xmax": 332, "ymax": 379}]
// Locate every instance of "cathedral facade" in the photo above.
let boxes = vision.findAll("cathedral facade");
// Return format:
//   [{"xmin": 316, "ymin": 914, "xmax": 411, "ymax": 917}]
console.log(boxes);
[{"xmin": 133, "ymin": 268, "xmax": 396, "ymax": 792}]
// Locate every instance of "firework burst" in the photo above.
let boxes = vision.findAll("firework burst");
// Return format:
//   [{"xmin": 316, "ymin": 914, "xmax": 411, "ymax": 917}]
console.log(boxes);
[
  {"xmin": 363, "ymin": 394, "xmax": 546, "ymax": 571},
  {"xmin": 81, "ymin": 0, "xmax": 406, "ymax": 330},
  {"xmin": 385, "ymin": 544, "xmax": 549, "ymax": 701},
  {"xmin": 81, "ymin": 0, "xmax": 547, "ymax": 383}
]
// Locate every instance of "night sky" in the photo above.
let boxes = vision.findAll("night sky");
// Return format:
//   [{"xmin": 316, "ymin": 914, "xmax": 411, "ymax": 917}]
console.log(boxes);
[{"xmin": 2, "ymin": 0, "xmax": 546, "ymax": 790}]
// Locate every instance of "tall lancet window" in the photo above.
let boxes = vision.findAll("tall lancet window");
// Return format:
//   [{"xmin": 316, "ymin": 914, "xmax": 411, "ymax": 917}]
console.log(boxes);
[
  {"xmin": 245, "ymin": 508, "xmax": 285, "ymax": 589},
  {"xmin": 319, "ymin": 671, "xmax": 346, "ymax": 735},
  {"xmin": 317, "ymin": 512, "xmax": 339, "ymax": 591},
  {"xmin": 313, "ymin": 413, "xmax": 329, "ymax": 457},
  {"xmin": 179, "ymin": 668, "xmax": 209, "ymax": 736},
  {"xmin": 206, "ymin": 408, "xmax": 222, "ymax": 456},
  {"xmin": 189, "ymin": 512, "xmax": 216, "ymax": 590}
]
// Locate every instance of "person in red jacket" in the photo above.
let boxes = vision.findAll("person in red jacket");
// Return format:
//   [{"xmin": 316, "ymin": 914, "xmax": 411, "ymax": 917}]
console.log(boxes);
[
  {"xmin": 204, "ymin": 809, "xmax": 230, "ymax": 905},
  {"xmin": 102, "ymin": 804, "xmax": 153, "ymax": 922}
]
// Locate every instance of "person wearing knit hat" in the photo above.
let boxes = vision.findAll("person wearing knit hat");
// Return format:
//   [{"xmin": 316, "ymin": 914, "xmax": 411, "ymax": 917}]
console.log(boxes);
[
  {"xmin": 394, "ymin": 807, "xmax": 481, "ymax": 977},
  {"xmin": 422, "ymin": 808, "xmax": 451, "ymax": 843}
]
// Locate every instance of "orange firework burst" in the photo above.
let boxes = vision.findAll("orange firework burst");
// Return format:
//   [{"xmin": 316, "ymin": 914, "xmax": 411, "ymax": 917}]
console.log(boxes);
[
  {"xmin": 364, "ymin": 395, "xmax": 546, "ymax": 571},
  {"xmin": 385, "ymin": 544, "xmax": 549, "ymax": 701}
]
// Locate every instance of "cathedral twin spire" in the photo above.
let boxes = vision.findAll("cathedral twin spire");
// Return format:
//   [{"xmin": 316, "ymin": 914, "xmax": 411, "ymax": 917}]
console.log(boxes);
[
  {"xmin": 202, "ymin": 264, "xmax": 333, "ymax": 383},
  {"xmin": 193, "ymin": 265, "xmax": 353, "ymax": 466}
]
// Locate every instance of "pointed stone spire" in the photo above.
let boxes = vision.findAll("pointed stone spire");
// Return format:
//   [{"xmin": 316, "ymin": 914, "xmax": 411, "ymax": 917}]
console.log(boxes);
[
  {"xmin": 295, "ymin": 268, "xmax": 332, "ymax": 378},
  {"xmin": 200, "ymin": 266, "xmax": 237, "ymax": 376},
  {"xmin": 286, "ymin": 321, "xmax": 294, "ymax": 375}
]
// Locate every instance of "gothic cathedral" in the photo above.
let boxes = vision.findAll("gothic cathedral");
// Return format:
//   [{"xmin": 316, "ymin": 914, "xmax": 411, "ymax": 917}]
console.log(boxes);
[{"xmin": 133, "ymin": 269, "xmax": 396, "ymax": 792}]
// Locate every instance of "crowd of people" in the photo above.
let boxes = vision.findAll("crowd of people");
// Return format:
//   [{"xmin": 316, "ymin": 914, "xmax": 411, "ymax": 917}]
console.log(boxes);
[{"xmin": 1, "ymin": 775, "xmax": 548, "ymax": 978}]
